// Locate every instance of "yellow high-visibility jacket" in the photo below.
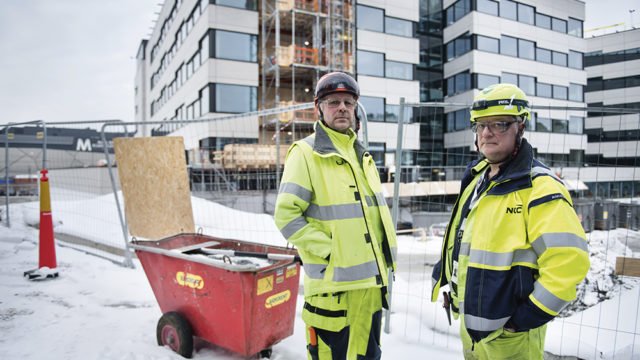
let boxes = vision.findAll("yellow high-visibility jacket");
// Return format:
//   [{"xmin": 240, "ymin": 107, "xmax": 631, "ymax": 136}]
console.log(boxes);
[
  {"xmin": 431, "ymin": 139, "xmax": 590, "ymax": 343},
  {"xmin": 275, "ymin": 122, "xmax": 397, "ymax": 298}
]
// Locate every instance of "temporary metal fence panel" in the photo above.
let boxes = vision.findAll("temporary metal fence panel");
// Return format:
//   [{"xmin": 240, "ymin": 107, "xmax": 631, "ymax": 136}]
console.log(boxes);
[
  {"xmin": 388, "ymin": 99, "xmax": 640, "ymax": 358},
  {"xmin": 100, "ymin": 103, "xmax": 317, "ymax": 267},
  {"xmin": 2, "ymin": 120, "xmax": 47, "ymax": 228},
  {"xmin": 3, "ymin": 100, "xmax": 640, "ymax": 358}
]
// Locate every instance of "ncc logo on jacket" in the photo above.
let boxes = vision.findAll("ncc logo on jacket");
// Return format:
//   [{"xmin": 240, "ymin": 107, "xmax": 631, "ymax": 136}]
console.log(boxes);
[{"xmin": 506, "ymin": 205, "xmax": 523, "ymax": 214}]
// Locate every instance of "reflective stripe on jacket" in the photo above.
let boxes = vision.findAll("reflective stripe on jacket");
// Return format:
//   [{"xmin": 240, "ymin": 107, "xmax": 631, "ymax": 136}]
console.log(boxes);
[
  {"xmin": 275, "ymin": 121, "xmax": 397, "ymax": 297},
  {"xmin": 431, "ymin": 139, "xmax": 589, "ymax": 343}
]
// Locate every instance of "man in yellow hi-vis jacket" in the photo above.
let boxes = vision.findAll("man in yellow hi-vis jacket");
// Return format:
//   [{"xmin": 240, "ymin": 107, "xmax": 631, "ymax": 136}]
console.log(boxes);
[
  {"xmin": 274, "ymin": 72, "xmax": 397, "ymax": 360},
  {"xmin": 431, "ymin": 83, "xmax": 590, "ymax": 359}
]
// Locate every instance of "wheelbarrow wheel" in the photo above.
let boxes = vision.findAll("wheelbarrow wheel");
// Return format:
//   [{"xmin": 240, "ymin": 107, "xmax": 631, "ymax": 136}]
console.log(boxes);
[
  {"xmin": 259, "ymin": 348, "xmax": 272, "ymax": 358},
  {"xmin": 156, "ymin": 312, "xmax": 193, "ymax": 358}
]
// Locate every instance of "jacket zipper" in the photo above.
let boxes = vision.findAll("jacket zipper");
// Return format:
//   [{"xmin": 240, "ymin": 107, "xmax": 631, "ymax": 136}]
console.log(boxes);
[{"xmin": 344, "ymin": 155, "xmax": 384, "ymax": 284}]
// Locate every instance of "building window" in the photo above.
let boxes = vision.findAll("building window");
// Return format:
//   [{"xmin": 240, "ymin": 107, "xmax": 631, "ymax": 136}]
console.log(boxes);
[
  {"xmin": 368, "ymin": 142, "xmax": 386, "ymax": 166},
  {"xmin": 501, "ymin": 72, "xmax": 518, "ymax": 85},
  {"xmin": 446, "ymin": 0, "xmax": 471, "ymax": 25},
  {"xmin": 200, "ymin": 85, "xmax": 211, "ymax": 114},
  {"xmin": 626, "ymin": 74, "xmax": 640, "ymax": 88},
  {"xmin": 446, "ymin": 109, "xmax": 470, "ymax": 131},
  {"xmin": 476, "ymin": 0, "xmax": 498, "ymax": 16},
  {"xmin": 215, "ymin": 30, "xmax": 257, "ymax": 62},
  {"xmin": 357, "ymin": 50, "xmax": 384, "ymax": 76},
  {"xmin": 214, "ymin": 0, "xmax": 257, "ymax": 11},
  {"xmin": 214, "ymin": 83, "xmax": 257, "ymax": 113},
  {"xmin": 526, "ymin": 113, "xmax": 536, "ymax": 131},
  {"xmin": 536, "ymin": 48, "xmax": 552, "ymax": 63},
  {"xmin": 476, "ymin": 74, "xmax": 500, "ymax": 89},
  {"xmin": 553, "ymin": 85, "xmax": 568, "ymax": 100},
  {"xmin": 605, "ymin": 76, "xmax": 626, "ymax": 90},
  {"xmin": 569, "ymin": 83, "xmax": 583, "ymax": 102},
  {"xmin": 201, "ymin": 32, "xmax": 211, "ymax": 59},
  {"xmin": 421, "ymin": 80, "xmax": 443, "ymax": 102},
  {"xmin": 446, "ymin": 71, "xmax": 471, "ymax": 96},
  {"xmin": 552, "ymin": 17, "xmax": 567, "ymax": 33},
  {"xmin": 537, "ymin": 117, "xmax": 551, "ymax": 132},
  {"xmin": 447, "ymin": 33, "xmax": 472, "ymax": 60},
  {"xmin": 193, "ymin": 98, "xmax": 201, "ymax": 118},
  {"xmin": 357, "ymin": 5, "xmax": 384, "ymax": 32},
  {"xmin": 500, "ymin": 35, "xmax": 518, "ymax": 57},
  {"xmin": 569, "ymin": 50, "xmax": 583, "ymax": 69},
  {"xmin": 499, "ymin": 0, "xmax": 517, "ymax": 21},
  {"xmin": 454, "ymin": 109, "xmax": 468, "ymax": 130},
  {"xmin": 586, "ymin": 77, "xmax": 603, "ymax": 92},
  {"xmin": 385, "ymin": 104, "xmax": 413, "ymax": 123},
  {"xmin": 536, "ymin": 82, "xmax": 552, "ymax": 98},
  {"xmin": 518, "ymin": 39, "xmax": 535, "ymax": 60},
  {"xmin": 386, "ymin": 61, "xmax": 413, "ymax": 80},
  {"xmin": 476, "ymin": 35, "xmax": 499, "ymax": 53},
  {"xmin": 175, "ymin": 104, "xmax": 184, "ymax": 121},
  {"xmin": 517, "ymin": 3, "xmax": 535, "ymax": 25},
  {"xmin": 519, "ymin": 75, "xmax": 535, "ymax": 95},
  {"xmin": 552, "ymin": 119, "xmax": 568, "ymax": 133},
  {"xmin": 385, "ymin": 17, "xmax": 413, "ymax": 37},
  {"xmin": 359, "ymin": 96, "xmax": 385, "ymax": 122},
  {"xmin": 585, "ymin": 47, "xmax": 640, "ymax": 67},
  {"xmin": 569, "ymin": 116, "xmax": 583, "ymax": 134},
  {"xmin": 535, "ymin": 13, "xmax": 551, "ymax": 29},
  {"xmin": 568, "ymin": 18, "xmax": 583, "ymax": 37},
  {"xmin": 186, "ymin": 103, "xmax": 194, "ymax": 120},
  {"xmin": 552, "ymin": 51, "xmax": 568, "ymax": 66},
  {"xmin": 500, "ymin": 72, "xmax": 535, "ymax": 95}
]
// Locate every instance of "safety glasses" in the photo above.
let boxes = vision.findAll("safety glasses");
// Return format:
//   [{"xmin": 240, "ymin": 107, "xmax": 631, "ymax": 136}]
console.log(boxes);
[
  {"xmin": 471, "ymin": 121, "xmax": 516, "ymax": 134},
  {"xmin": 323, "ymin": 99, "xmax": 357, "ymax": 109}
]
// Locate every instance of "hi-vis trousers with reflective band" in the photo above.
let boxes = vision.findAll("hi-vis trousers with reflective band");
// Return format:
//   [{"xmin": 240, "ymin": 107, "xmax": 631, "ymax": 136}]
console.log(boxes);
[
  {"xmin": 460, "ymin": 316, "xmax": 546, "ymax": 360},
  {"xmin": 303, "ymin": 288, "xmax": 383, "ymax": 360}
]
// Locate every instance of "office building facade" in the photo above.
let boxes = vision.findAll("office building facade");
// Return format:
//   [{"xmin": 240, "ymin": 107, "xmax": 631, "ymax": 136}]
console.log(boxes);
[
  {"xmin": 584, "ymin": 28, "xmax": 640, "ymax": 197},
  {"xmin": 134, "ymin": 0, "xmax": 421, "ymax": 167},
  {"xmin": 439, "ymin": 0, "xmax": 588, "ymax": 178}
]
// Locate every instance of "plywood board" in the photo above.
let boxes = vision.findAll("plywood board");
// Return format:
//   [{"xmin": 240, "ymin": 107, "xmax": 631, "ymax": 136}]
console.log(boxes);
[
  {"xmin": 114, "ymin": 137, "xmax": 194, "ymax": 239},
  {"xmin": 615, "ymin": 257, "xmax": 640, "ymax": 277}
]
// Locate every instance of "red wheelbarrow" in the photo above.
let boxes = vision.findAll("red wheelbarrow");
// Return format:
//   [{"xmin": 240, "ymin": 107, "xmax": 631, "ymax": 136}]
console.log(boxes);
[{"xmin": 130, "ymin": 234, "xmax": 301, "ymax": 359}]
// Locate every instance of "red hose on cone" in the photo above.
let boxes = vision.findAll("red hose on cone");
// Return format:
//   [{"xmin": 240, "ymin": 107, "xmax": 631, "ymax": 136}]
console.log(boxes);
[{"xmin": 24, "ymin": 169, "xmax": 59, "ymax": 280}]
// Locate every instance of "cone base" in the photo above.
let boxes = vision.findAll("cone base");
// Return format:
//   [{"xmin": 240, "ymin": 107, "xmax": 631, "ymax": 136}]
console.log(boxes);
[{"xmin": 23, "ymin": 267, "xmax": 59, "ymax": 281}]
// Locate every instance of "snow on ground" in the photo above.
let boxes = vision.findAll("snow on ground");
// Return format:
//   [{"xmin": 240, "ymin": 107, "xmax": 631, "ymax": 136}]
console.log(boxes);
[{"xmin": 1, "ymin": 190, "xmax": 639, "ymax": 359}]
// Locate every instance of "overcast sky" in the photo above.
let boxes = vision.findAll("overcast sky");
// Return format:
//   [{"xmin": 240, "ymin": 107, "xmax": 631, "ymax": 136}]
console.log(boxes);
[
  {"xmin": 0, "ymin": 0, "xmax": 157, "ymax": 126},
  {"xmin": 0, "ymin": 0, "xmax": 638, "ymax": 127}
]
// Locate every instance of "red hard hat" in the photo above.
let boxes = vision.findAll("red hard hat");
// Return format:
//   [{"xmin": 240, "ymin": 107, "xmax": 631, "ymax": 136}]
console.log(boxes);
[{"xmin": 314, "ymin": 72, "xmax": 360, "ymax": 103}]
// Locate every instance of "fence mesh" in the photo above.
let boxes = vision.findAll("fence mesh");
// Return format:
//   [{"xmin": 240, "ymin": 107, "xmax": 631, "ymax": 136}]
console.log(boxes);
[{"xmin": 2, "ymin": 102, "xmax": 639, "ymax": 358}]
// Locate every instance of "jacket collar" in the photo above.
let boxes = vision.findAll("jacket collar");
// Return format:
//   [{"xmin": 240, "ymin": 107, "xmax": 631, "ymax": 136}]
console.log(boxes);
[
  {"xmin": 469, "ymin": 138, "xmax": 534, "ymax": 183},
  {"xmin": 311, "ymin": 121, "xmax": 367, "ymax": 163}
]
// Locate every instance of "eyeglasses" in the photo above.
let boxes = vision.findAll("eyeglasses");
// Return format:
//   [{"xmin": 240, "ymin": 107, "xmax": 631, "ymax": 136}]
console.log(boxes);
[
  {"xmin": 323, "ymin": 99, "xmax": 357, "ymax": 109},
  {"xmin": 471, "ymin": 121, "xmax": 516, "ymax": 134}
]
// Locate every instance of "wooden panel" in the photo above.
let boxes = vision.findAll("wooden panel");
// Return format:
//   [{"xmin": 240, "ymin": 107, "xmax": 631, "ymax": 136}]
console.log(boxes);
[
  {"xmin": 114, "ymin": 137, "xmax": 194, "ymax": 239},
  {"xmin": 615, "ymin": 257, "xmax": 640, "ymax": 277}
]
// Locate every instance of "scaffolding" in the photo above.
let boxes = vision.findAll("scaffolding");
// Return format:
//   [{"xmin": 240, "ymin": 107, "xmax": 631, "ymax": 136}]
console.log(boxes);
[{"xmin": 260, "ymin": 0, "xmax": 356, "ymax": 144}]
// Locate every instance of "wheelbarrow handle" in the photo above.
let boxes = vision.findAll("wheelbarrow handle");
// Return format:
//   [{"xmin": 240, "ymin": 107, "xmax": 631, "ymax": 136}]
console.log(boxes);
[{"xmin": 200, "ymin": 248, "xmax": 302, "ymax": 264}]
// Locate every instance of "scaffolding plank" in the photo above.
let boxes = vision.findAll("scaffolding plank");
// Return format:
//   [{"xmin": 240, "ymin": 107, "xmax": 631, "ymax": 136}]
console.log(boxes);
[{"xmin": 114, "ymin": 137, "xmax": 194, "ymax": 239}]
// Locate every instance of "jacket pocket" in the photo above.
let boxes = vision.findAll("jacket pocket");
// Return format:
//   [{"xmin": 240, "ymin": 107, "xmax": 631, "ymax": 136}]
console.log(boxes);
[{"xmin": 302, "ymin": 293, "xmax": 349, "ymax": 332}]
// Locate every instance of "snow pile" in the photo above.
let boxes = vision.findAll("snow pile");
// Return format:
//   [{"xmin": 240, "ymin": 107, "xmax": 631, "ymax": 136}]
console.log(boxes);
[
  {"xmin": 562, "ymin": 229, "xmax": 640, "ymax": 317},
  {"xmin": 2, "ymin": 190, "xmax": 639, "ymax": 359}
]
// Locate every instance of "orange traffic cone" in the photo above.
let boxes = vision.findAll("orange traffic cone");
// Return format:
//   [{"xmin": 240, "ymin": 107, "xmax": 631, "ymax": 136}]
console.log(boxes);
[{"xmin": 24, "ymin": 169, "xmax": 59, "ymax": 280}]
